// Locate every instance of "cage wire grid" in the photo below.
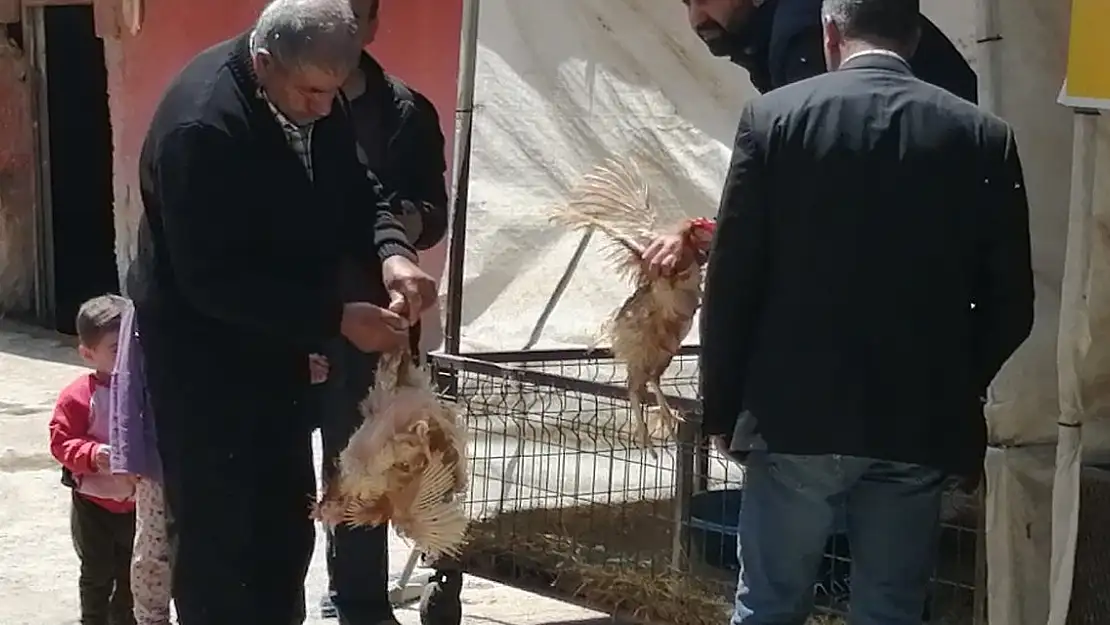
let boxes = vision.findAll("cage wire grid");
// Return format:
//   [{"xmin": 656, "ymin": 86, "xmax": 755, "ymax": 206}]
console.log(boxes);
[{"xmin": 427, "ymin": 349, "xmax": 987, "ymax": 624}]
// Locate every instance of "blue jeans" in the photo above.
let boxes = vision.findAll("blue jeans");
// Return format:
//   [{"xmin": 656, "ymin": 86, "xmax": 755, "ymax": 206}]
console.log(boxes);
[{"xmin": 732, "ymin": 453, "xmax": 947, "ymax": 625}]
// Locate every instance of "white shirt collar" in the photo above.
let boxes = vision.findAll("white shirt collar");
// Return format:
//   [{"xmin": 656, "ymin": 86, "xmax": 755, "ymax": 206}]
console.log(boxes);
[{"xmin": 842, "ymin": 48, "xmax": 910, "ymax": 69}]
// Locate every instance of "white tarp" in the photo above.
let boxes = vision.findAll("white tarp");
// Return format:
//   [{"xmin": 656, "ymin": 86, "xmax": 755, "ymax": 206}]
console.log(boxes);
[
  {"xmin": 452, "ymin": 1, "xmax": 1110, "ymax": 623},
  {"xmin": 457, "ymin": 0, "xmax": 1080, "ymax": 443},
  {"xmin": 458, "ymin": 0, "xmax": 748, "ymax": 352}
]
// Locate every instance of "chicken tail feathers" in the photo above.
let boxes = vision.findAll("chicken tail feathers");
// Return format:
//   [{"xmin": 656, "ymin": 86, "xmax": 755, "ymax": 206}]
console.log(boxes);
[{"xmin": 551, "ymin": 158, "xmax": 659, "ymax": 280}]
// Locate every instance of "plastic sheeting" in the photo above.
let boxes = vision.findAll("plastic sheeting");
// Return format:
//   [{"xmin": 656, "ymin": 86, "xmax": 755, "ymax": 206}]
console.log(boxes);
[
  {"xmin": 459, "ymin": 0, "xmax": 750, "ymax": 352},
  {"xmin": 985, "ymin": 445, "xmax": 1057, "ymax": 625},
  {"xmin": 454, "ymin": 1, "xmax": 1110, "ymax": 623},
  {"xmin": 458, "ymin": 0, "xmax": 1078, "ymax": 443}
]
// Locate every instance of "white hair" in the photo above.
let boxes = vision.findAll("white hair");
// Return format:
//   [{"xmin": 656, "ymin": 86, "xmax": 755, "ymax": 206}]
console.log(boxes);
[{"xmin": 252, "ymin": 0, "xmax": 360, "ymax": 73}]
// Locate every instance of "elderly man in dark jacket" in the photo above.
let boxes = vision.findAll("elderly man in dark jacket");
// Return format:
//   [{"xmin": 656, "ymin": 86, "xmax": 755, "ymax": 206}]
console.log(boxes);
[
  {"xmin": 314, "ymin": 1, "xmax": 450, "ymax": 623},
  {"xmin": 128, "ymin": 0, "xmax": 437, "ymax": 623}
]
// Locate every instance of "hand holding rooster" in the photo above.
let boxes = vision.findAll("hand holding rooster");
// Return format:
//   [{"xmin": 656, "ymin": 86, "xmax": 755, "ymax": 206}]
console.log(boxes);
[
  {"xmin": 642, "ymin": 218, "xmax": 716, "ymax": 278},
  {"xmin": 551, "ymin": 160, "xmax": 717, "ymax": 453}
]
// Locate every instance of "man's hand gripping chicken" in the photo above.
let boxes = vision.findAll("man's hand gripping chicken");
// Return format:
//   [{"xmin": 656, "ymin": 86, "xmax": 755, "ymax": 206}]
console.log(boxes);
[{"xmin": 551, "ymin": 159, "xmax": 716, "ymax": 454}]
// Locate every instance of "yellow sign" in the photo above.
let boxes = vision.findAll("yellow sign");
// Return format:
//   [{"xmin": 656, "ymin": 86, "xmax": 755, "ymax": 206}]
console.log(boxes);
[{"xmin": 1061, "ymin": 0, "xmax": 1110, "ymax": 109}]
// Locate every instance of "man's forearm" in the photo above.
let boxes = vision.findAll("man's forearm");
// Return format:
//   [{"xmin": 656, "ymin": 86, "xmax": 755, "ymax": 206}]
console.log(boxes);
[
  {"xmin": 374, "ymin": 209, "xmax": 418, "ymax": 262},
  {"xmin": 392, "ymin": 197, "xmax": 448, "ymax": 250}
]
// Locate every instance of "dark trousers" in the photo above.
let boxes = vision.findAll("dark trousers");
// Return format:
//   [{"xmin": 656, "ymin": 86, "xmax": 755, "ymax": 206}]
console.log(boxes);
[
  {"xmin": 318, "ymin": 337, "xmax": 394, "ymax": 625},
  {"xmin": 141, "ymin": 324, "xmax": 316, "ymax": 625},
  {"xmin": 70, "ymin": 492, "xmax": 137, "ymax": 625}
]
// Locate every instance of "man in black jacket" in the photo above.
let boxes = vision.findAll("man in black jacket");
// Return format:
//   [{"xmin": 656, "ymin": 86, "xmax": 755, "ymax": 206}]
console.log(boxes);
[
  {"xmin": 129, "ymin": 0, "xmax": 437, "ymax": 623},
  {"xmin": 315, "ymin": 1, "xmax": 449, "ymax": 623},
  {"xmin": 682, "ymin": 0, "xmax": 976, "ymax": 101},
  {"xmin": 644, "ymin": 0, "xmax": 976, "ymax": 275},
  {"xmin": 699, "ymin": 0, "xmax": 1034, "ymax": 623}
]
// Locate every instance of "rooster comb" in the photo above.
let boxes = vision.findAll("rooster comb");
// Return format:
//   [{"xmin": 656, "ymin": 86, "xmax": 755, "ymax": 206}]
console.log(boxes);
[{"xmin": 688, "ymin": 217, "xmax": 716, "ymax": 233}]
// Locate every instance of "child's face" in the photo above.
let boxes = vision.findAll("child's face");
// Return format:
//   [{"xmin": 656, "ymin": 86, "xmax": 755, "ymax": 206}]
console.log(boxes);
[{"xmin": 79, "ymin": 330, "xmax": 120, "ymax": 375}]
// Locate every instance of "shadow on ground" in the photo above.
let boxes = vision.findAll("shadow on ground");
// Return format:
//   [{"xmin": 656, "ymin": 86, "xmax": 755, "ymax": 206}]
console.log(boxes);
[{"xmin": 0, "ymin": 320, "xmax": 82, "ymax": 367}]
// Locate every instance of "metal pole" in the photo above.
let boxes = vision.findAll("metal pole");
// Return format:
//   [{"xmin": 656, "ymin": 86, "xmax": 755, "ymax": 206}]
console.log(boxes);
[
  {"xmin": 974, "ymin": 0, "xmax": 1002, "ymax": 113},
  {"xmin": 443, "ymin": 0, "xmax": 481, "ymax": 355}
]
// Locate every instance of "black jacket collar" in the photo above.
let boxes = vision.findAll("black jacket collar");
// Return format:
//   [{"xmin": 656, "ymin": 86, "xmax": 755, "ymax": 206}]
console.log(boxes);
[{"xmin": 228, "ymin": 32, "xmax": 269, "ymax": 115}]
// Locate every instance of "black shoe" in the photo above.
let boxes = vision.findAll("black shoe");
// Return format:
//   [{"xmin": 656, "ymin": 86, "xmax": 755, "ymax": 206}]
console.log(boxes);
[
  {"xmin": 320, "ymin": 597, "xmax": 400, "ymax": 625},
  {"xmin": 419, "ymin": 570, "xmax": 463, "ymax": 625}
]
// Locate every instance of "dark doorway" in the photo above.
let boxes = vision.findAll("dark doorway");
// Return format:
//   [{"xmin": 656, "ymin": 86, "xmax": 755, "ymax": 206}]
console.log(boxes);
[{"xmin": 42, "ymin": 5, "xmax": 118, "ymax": 335}]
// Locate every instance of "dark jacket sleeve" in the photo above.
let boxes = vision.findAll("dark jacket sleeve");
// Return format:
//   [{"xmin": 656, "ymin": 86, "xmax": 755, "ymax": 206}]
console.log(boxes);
[
  {"xmin": 152, "ymin": 122, "xmax": 343, "ymax": 344},
  {"xmin": 772, "ymin": 28, "xmax": 827, "ymax": 88},
  {"xmin": 334, "ymin": 90, "xmax": 418, "ymax": 267},
  {"xmin": 366, "ymin": 169, "xmax": 419, "ymax": 264},
  {"xmin": 972, "ymin": 126, "xmax": 1034, "ymax": 391},
  {"xmin": 389, "ymin": 91, "xmax": 449, "ymax": 250},
  {"xmin": 700, "ymin": 102, "xmax": 772, "ymax": 437}
]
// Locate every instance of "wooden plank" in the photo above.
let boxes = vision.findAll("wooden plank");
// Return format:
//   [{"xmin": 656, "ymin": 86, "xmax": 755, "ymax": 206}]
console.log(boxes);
[{"xmin": 92, "ymin": 0, "xmax": 119, "ymax": 39}]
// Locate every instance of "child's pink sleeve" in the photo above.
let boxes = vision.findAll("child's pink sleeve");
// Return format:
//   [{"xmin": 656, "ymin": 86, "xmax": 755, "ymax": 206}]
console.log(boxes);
[{"xmin": 48, "ymin": 379, "xmax": 100, "ymax": 474}]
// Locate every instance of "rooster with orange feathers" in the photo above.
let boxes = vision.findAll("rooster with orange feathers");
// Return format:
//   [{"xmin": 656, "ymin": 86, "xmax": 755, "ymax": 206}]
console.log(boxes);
[{"xmin": 551, "ymin": 159, "xmax": 716, "ymax": 453}]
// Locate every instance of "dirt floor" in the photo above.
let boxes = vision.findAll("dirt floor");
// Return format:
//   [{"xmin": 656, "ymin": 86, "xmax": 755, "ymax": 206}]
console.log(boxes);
[{"xmin": 0, "ymin": 321, "xmax": 608, "ymax": 625}]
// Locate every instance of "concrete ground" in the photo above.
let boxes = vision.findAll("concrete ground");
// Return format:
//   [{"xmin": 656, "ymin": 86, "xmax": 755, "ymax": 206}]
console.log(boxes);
[{"xmin": 0, "ymin": 321, "xmax": 608, "ymax": 625}]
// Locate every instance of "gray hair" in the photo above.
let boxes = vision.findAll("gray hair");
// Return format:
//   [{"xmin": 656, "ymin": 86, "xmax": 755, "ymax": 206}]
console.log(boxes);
[
  {"xmin": 252, "ymin": 0, "xmax": 361, "ymax": 73},
  {"xmin": 821, "ymin": 0, "xmax": 920, "ymax": 44}
]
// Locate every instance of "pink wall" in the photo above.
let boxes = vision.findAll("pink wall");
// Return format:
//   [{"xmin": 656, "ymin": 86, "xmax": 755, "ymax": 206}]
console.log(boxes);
[{"xmin": 107, "ymin": 0, "xmax": 464, "ymax": 289}]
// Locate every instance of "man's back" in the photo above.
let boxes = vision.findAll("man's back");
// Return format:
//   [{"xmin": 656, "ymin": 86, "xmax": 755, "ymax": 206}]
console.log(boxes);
[
  {"xmin": 700, "ymin": 4, "xmax": 1032, "ymax": 622},
  {"xmin": 709, "ymin": 53, "xmax": 1033, "ymax": 475}
]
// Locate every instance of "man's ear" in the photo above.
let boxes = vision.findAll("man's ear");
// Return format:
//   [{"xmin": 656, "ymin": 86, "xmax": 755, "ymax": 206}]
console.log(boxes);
[
  {"xmin": 821, "ymin": 17, "xmax": 842, "ymax": 70},
  {"xmin": 364, "ymin": 16, "xmax": 381, "ymax": 45},
  {"xmin": 253, "ymin": 49, "xmax": 274, "ymax": 80},
  {"xmin": 821, "ymin": 16, "xmax": 842, "ymax": 48},
  {"xmin": 907, "ymin": 25, "xmax": 922, "ymax": 58}
]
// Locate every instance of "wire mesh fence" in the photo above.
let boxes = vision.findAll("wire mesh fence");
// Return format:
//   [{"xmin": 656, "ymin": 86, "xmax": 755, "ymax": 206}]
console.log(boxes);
[{"xmin": 429, "ymin": 349, "xmax": 984, "ymax": 625}]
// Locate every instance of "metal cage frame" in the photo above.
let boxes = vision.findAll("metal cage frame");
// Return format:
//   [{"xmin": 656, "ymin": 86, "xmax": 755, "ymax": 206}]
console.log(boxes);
[
  {"xmin": 419, "ymin": 348, "xmax": 985, "ymax": 624},
  {"xmin": 409, "ymin": 2, "xmax": 988, "ymax": 621}
]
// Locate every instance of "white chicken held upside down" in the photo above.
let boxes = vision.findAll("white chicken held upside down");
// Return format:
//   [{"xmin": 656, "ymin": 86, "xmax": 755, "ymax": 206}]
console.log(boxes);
[
  {"xmin": 313, "ymin": 346, "xmax": 470, "ymax": 561},
  {"xmin": 551, "ymin": 159, "xmax": 716, "ymax": 453}
]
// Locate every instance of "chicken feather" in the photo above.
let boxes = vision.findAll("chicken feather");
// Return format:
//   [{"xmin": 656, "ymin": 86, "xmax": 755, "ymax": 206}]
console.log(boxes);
[{"xmin": 313, "ymin": 345, "xmax": 469, "ymax": 559}]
